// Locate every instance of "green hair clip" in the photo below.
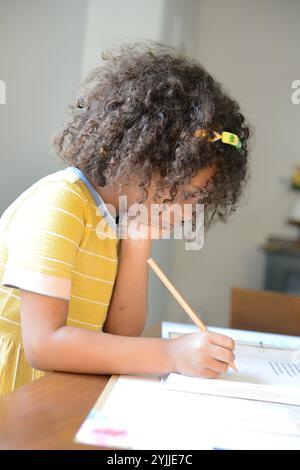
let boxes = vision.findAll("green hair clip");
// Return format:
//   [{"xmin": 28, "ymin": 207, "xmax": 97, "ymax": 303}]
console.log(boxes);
[{"xmin": 195, "ymin": 129, "xmax": 241, "ymax": 150}]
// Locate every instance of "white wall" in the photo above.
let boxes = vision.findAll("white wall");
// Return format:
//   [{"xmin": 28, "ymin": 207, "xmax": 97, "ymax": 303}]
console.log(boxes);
[
  {"xmin": 0, "ymin": 0, "xmax": 87, "ymax": 211},
  {"xmin": 81, "ymin": 0, "xmax": 165, "ymax": 76},
  {"xmin": 167, "ymin": 0, "xmax": 300, "ymax": 327}
]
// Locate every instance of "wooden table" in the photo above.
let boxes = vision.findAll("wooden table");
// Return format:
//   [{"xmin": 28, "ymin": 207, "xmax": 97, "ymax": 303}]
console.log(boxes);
[{"xmin": 0, "ymin": 324, "xmax": 160, "ymax": 450}]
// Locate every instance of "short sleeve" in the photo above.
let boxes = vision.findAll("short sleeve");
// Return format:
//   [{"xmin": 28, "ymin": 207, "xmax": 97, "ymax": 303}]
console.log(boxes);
[{"xmin": 2, "ymin": 181, "xmax": 86, "ymax": 300}]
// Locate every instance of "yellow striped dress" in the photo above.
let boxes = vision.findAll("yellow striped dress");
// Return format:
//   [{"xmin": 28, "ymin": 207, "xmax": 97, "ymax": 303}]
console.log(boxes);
[{"xmin": 0, "ymin": 166, "xmax": 119, "ymax": 396}]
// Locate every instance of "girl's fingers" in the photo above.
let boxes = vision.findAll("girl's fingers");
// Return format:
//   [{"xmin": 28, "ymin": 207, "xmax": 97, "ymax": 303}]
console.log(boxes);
[
  {"xmin": 197, "ymin": 368, "xmax": 220, "ymax": 379},
  {"xmin": 209, "ymin": 344, "xmax": 235, "ymax": 365},
  {"xmin": 205, "ymin": 357, "xmax": 229, "ymax": 374},
  {"xmin": 208, "ymin": 332, "xmax": 235, "ymax": 351}
]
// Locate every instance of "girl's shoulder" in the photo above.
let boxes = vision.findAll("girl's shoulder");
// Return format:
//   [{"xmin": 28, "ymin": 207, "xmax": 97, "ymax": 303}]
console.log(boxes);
[
  {"xmin": 1, "ymin": 167, "xmax": 93, "ymax": 225},
  {"xmin": 27, "ymin": 166, "xmax": 92, "ymax": 207}
]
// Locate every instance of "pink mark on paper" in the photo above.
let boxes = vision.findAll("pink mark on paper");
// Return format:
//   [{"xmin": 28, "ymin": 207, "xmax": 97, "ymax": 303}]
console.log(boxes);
[{"xmin": 92, "ymin": 427, "xmax": 128, "ymax": 437}]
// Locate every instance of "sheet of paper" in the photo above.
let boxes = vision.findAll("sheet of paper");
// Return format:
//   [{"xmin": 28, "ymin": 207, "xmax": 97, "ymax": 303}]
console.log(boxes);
[
  {"xmin": 75, "ymin": 374, "xmax": 300, "ymax": 450},
  {"xmin": 75, "ymin": 375, "xmax": 212, "ymax": 450},
  {"xmin": 162, "ymin": 321, "xmax": 300, "ymax": 350}
]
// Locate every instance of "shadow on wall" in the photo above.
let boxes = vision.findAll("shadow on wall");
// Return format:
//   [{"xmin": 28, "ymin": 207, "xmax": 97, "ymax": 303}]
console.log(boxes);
[{"xmin": 160, "ymin": 0, "xmax": 199, "ymax": 57}]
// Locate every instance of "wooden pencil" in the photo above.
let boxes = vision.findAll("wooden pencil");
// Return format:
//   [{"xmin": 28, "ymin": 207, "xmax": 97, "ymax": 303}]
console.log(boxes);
[{"xmin": 147, "ymin": 257, "xmax": 237, "ymax": 372}]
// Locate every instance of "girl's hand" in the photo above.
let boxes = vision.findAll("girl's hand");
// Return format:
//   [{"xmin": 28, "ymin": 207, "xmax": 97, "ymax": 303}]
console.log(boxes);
[{"xmin": 167, "ymin": 331, "xmax": 235, "ymax": 379}]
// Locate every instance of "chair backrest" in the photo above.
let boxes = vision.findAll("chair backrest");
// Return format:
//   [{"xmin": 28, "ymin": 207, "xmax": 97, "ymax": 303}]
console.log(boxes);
[{"xmin": 230, "ymin": 287, "xmax": 300, "ymax": 336}]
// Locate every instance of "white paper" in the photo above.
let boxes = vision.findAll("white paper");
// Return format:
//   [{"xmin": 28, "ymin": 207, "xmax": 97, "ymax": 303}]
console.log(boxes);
[
  {"xmin": 76, "ymin": 374, "xmax": 300, "ymax": 450},
  {"xmin": 75, "ymin": 323, "xmax": 300, "ymax": 449}
]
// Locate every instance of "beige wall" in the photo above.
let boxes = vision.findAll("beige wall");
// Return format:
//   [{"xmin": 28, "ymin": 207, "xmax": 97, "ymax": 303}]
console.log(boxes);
[{"xmin": 166, "ymin": 0, "xmax": 300, "ymax": 327}]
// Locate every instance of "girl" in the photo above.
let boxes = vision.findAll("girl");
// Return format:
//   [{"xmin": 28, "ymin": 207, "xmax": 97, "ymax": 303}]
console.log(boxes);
[{"xmin": 0, "ymin": 43, "xmax": 249, "ymax": 396}]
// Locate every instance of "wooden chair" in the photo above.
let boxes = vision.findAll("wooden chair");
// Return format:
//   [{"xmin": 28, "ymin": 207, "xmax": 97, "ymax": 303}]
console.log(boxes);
[{"xmin": 230, "ymin": 287, "xmax": 300, "ymax": 336}]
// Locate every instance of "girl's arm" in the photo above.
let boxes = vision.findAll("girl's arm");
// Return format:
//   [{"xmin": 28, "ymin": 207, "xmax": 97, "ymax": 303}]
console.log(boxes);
[
  {"xmin": 102, "ymin": 238, "xmax": 151, "ymax": 336},
  {"xmin": 20, "ymin": 289, "xmax": 172, "ymax": 374},
  {"xmin": 20, "ymin": 289, "xmax": 235, "ymax": 378}
]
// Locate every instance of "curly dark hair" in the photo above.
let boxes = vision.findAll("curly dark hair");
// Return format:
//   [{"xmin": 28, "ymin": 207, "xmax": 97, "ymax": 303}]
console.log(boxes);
[{"xmin": 53, "ymin": 42, "xmax": 250, "ymax": 226}]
